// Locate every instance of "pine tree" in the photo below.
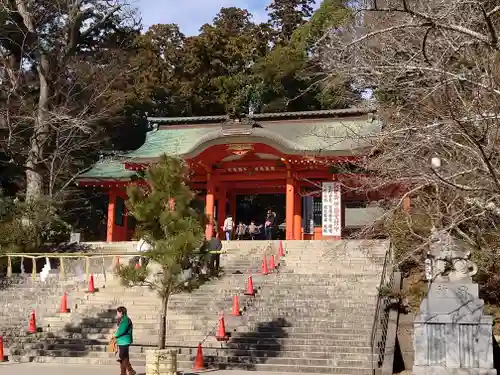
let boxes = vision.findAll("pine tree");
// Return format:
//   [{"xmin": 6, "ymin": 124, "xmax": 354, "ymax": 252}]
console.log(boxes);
[
  {"xmin": 266, "ymin": 0, "xmax": 315, "ymax": 44},
  {"xmin": 118, "ymin": 154, "xmax": 207, "ymax": 349}
]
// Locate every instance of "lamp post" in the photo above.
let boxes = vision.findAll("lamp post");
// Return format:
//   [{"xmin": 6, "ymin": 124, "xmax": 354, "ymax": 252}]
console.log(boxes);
[{"xmin": 431, "ymin": 156, "xmax": 442, "ymax": 226}]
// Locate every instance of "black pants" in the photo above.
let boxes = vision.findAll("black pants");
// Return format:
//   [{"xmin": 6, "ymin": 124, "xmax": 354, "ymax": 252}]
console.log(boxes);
[
  {"xmin": 265, "ymin": 227, "xmax": 273, "ymax": 240},
  {"xmin": 118, "ymin": 345, "xmax": 130, "ymax": 361},
  {"xmin": 210, "ymin": 253, "xmax": 220, "ymax": 275}
]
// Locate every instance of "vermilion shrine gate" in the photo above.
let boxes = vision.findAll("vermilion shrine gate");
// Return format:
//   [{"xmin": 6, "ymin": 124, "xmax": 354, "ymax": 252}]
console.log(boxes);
[{"xmin": 77, "ymin": 108, "xmax": 404, "ymax": 241}]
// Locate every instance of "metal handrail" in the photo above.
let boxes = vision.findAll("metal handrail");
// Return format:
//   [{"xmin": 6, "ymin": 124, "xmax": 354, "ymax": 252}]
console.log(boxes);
[{"xmin": 370, "ymin": 244, "xmax": 395, "ymax": 375}]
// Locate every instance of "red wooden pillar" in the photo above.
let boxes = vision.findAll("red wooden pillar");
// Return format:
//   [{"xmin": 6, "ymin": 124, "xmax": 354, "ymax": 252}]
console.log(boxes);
[
  {"xmin": 106, "ymin": 189, "xmax": 117, "ymax": 242},
  {"xmin": 293, "ymin": 192, "xmax": 302, "ymax": 240},
  {"xmin": 205, "ymin": 177, "xmax": 215, "ymax": 239},
  {"xmin": 106, "ymin": 189, "xmax": 128, "ymax": 242},
  {"xmin": 285, "ymin": 175, "xmax": 295, "ymax": 240}
]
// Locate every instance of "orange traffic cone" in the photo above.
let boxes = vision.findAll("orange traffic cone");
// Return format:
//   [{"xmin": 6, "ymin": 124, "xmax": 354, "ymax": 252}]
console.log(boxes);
[
  {"xmin": 269, "ymin": 255, "xmax": 276, "ymax": 270},
  {"xmin": 0, "ymin": 336, "xmax": 4, "ymax": 362},
  {"xmin": 216, "ymin": 312, "xmax": 228, "ymax": 341},
  {"xmin": 262, "ymin": 255, "xmax": 269, "ymax": 275},
  {"xmin": 278, "ymin": 240, "xmax": 285, "ymax": 257},
  {"xmin": 59, "ymin": 292, "xmax": 69, "ymax": 313},
  {"xmin": 28, "ymin": 310, "xmax": 37, "ymax": 334},
  {"xmin": 0, "ymin": 336, "xmax": 5, "ymax": 362},
  {"xmin": 193, "ymin": 343, "xmax": 204, "ymax": 370},
  {"xmin": 244, "ymin": 275, "xmax": 255, "ymax": 296},
  {"xmin": 86, "ymin": 274, "xmax": 95, "ymax": 294},
  {"xmin": 232, "ymin": 295, "xmax": 241, "ymax": 316}
]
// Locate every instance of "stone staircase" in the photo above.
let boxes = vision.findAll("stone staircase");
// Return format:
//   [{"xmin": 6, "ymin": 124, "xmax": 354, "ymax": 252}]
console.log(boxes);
[
  {"xmin": 1, "ymin": 240, "xmax": 389, "ymax": 374},
  {"xmin": 0, "ymin": 262, "xmax": 111, "ymax": 349}
]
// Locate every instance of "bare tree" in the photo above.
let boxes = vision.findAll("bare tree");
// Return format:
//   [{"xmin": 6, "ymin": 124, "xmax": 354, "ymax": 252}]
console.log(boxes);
[
  {"xmin": 0, "ymin": 0, "xmax": 139, "ymax": 202},
  {"xmin": 318, "ymin": 0, "xmax": 500, "ymax": 265}
]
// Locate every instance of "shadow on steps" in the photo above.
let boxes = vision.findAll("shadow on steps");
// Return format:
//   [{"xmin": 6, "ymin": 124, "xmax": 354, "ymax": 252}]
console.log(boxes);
[
  {"xmin": 8, "ymin": 308, "xmax": 119, "ymax": 360},
  {"xmin": 203, "ymin": 317, "xmax": 289, "ymax": 370}
]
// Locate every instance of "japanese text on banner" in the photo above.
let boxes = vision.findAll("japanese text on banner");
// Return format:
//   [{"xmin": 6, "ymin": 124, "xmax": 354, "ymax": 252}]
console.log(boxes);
[{"xmin": 322, "ymin": 182, "xmax": 341, "ymax": 237}]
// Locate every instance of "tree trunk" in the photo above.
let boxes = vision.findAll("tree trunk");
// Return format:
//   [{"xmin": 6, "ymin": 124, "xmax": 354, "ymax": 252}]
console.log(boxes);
[
  {"xmin": 25, "ymin": 58, "xmax": 50, "ymax": 202},
  {"xmin": 15, "ymin": 0, "xmax": 51, "ymax": 202},
  {"xmin": 158, "ymin": 293, "xmax": 170, "ymax": 349}
]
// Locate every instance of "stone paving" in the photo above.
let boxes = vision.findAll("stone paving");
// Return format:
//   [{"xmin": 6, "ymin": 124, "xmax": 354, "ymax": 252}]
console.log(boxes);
[{"xmin": 0, "ymin": 363, "xmax": 318, "ymax": 375}]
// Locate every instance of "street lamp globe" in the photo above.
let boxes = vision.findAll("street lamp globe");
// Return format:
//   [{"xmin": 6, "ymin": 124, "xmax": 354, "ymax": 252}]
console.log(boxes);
[{"xmin": 431, "ymin": 157, "xmax": 441, "ymax": 169}]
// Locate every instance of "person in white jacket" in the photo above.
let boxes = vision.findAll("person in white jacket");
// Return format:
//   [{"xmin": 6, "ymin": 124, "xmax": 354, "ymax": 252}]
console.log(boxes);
[{"xmin": 222, "ymin": 215, "xmax": 234, "ymax": 241}]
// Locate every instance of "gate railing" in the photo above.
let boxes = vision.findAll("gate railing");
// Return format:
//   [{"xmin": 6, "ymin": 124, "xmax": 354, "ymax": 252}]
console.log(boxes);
[{"xmin": 0, "ymin": 250, "xmax": 220, "ymax": 282}]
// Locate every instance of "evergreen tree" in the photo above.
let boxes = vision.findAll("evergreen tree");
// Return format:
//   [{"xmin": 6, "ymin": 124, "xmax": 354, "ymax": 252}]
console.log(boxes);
[
  {"xmin": 266, "ymin": 0, "xmax": 315, "ymax": 44},
  {"xmin": 117, "ymin": 154, "xmax": 207, "ymax": 349}
]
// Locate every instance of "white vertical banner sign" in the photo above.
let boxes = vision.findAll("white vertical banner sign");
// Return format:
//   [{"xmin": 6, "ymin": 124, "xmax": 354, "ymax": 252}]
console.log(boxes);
[{"xmin": 322, "ymin": 182, "xmax": 342, "ymax": 237}]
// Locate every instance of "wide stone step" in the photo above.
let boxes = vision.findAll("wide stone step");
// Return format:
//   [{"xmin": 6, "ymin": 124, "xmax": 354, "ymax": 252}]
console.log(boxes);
[
  {"xmin": 245, "ymin": 309, "xmax": 376, "ymax": 317},
  {"xmin": 165, "ymin": 320, "xmax": 374, "ymax": 329},
  {"xmin": 232, "ymin": 327, "xmax": 372, "ymax": 337},
  {"xmin": 169, "ymin": 335, "xmax": 372, "ymax": 345},
  {"xmin": 285, "ymin": 257, "xmax": 389, "ymax": 264},
  {"xmin": 167, "ymin": 303, "xmax": 378, "ymax": 313},
  {"xmin": 29, "ymin": 355, "xmax": 373, "ymax": 374},
  {"xmin": 282, "ymin": 263, "xmax": 383, "ymax": 268},
  {"xmin": 114, "ymin": 298, "xmax": 378, "ymax": 308},
  {"xmin": 42, "ymin": 321, "xmax": 374, "ymax": 334},
  {"xmin": 42, "ymin": 333, "xmax": 372, "ymax": 346},
  {"xmin": 263, "ymin": 279, "xmax": 380, "ymax": 285},
  {"xmin": 22, "ymin": 350, "xmax": 372, "ymax": 368},
  {"xmin": 17, "ymin": 346, "xmax": 373, "ymax": 362},
  {"xmin": 98, "ymin": 301, "xmax": 373, "ymax": 312},
  {"xmin": 25, "ymin": 344, "xmax": 371, "ymax": 361},
  {"xmin": 249, "ymin": 300, "xmax": 377, "ymax": 306},
  {"xmin": 36, "ymin": 326, "xmax": 372, "ymax": 342},
  {"xmin": 84, "ymin": 290, "xmax": 378, "ymax": 307},
  {"xmin": 11, "ymin": 338, "xmax": 373, "ymax": 354},
  {"xmin": 165, "ymin": 317, "xmax": 375, "ymax": 329},
  {"xmin": 166, "ymin": 332, "xmax": 371, "ymax": 341}
]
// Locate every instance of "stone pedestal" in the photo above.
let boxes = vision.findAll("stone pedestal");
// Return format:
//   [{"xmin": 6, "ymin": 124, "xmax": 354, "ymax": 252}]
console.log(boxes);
[
  {"xmin": 413, "ymin": 282, "xmax": 496, "ymax": 375},
  {"xmin": 146, "ymin": 349, "xmax": 177, "ymax": 375}
]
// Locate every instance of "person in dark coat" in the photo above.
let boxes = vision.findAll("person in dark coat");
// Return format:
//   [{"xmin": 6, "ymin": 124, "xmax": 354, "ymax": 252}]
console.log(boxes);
[
  {"xmin": 207, "ymin": 230, "xmax": 223, "ymax": 276},
  {"xmin": 264, "ymin": 209, "xmax": 276, "ymax": 240}
]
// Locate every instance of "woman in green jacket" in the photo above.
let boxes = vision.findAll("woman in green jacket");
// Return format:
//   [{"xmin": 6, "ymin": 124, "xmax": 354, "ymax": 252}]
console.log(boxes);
[{"xmin": 115, "ymin": 306, "xmax": 136, "ymax": 375}]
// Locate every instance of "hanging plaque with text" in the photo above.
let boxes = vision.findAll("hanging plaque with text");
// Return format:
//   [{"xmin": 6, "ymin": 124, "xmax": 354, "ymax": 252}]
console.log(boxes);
[{"xmin": 322, "ymin": 182, "xmax": 342, "ymax": 237}]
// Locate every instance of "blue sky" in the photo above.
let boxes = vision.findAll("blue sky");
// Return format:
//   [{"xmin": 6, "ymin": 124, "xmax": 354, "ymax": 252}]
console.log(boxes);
[{"xmin": 134, "ymin": 0, "xmax": 318, "ymax": 36}]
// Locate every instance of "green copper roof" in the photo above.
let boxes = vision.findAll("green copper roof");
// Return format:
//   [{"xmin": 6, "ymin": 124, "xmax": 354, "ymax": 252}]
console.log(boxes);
[
  {"xmin": 79, "ymin": 112, "xmax": 380, "ymax": 181},
  {"xmin": 127, "ymin": 117, "xmax": 379, "ymax": 159},
  {"xmin": 126, "ymin": 127, "xmax": 211, "ymax": 159},
  {"xmin": 79, "ymin": 158, "xmax": 136, "ymax": 180}
]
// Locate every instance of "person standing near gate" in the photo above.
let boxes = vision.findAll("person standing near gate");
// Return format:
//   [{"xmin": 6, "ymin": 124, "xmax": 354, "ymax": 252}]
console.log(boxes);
[
  {"xmin": 222, "ymin": 215, "xmax": 234, "ymax": 241},
  {"xmin": 207, "ymin": 230, "xmax": 223, "ymax": 276},
  {"xmin": 236, "ymin": 221, "xmax": 247, "ymax": 240},
  {"xmin": 248, "ymin": 221, "xmax": 262, "ymax": 240},
  {"xmin": 264, "ymin": 209, "xmax": 276, "ymax": 240}
]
